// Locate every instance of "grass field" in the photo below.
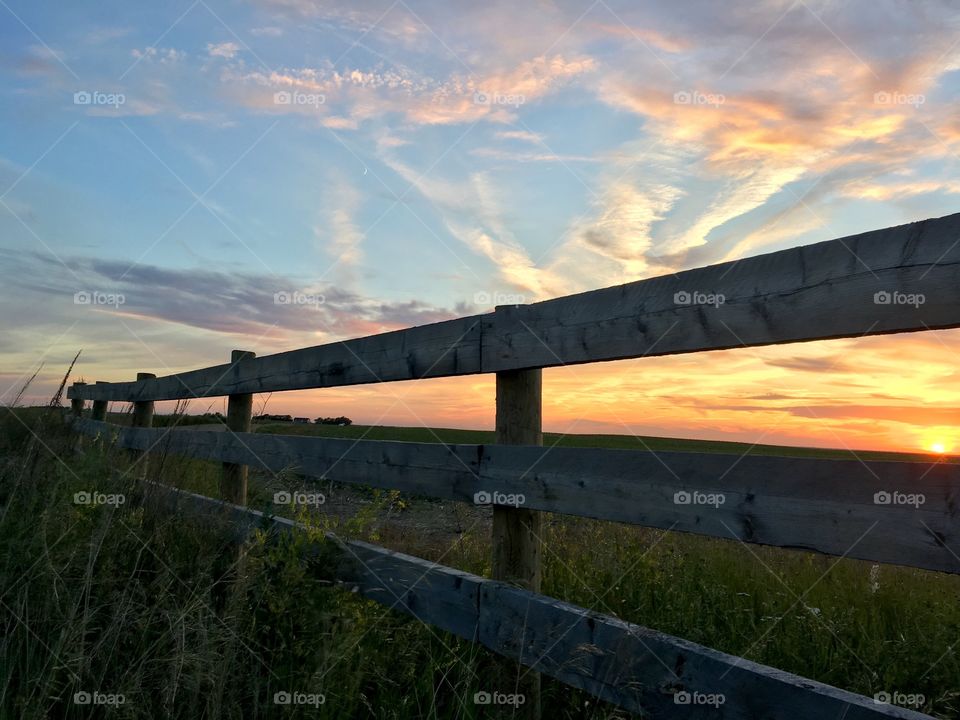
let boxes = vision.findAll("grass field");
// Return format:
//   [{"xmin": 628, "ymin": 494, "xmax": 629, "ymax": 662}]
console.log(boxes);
[
  {"xmin": 253, "ymin": 419, "xmax": 950, "ymax": 462},
  {"xmin": 107, "ymin": 407, "xmax": 952, "ymax": 462},
  {"xmin": 1, "ymin": 406, "xmax": 958, "ymax": 718}
]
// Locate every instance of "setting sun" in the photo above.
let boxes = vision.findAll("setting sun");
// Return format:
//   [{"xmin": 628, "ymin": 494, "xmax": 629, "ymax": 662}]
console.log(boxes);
[{"xmin": 930, "ymin": 442, "xmax": 947, "ymax": 454}]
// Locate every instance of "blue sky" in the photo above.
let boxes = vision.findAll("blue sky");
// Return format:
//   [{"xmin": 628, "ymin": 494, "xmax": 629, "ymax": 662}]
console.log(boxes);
[{"xmin": 3, "ymin": 0, "xmax": 960, "ymax": 450}]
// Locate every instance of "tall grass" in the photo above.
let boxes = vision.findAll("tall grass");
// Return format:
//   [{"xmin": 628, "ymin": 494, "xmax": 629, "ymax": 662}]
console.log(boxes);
[
  {"xmin": 0, "ymin": 407, "xmax": 509, "ymax": 719},
  {"xmin": 0, "ymin": 387, "xmax": 957, "ymax": 717}
]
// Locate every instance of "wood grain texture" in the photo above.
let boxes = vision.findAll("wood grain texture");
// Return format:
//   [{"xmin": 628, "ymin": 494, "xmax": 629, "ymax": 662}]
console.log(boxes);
[
  {"xmin": 483, "ymin": 212, "xmax": 960, "ymax": 370},
  {"xmin": 70, "ymin": 383, "xmax": 85, "ymax": 417},
  {"xmin": 145, "ymin": 481, "xmax": 936, "ymax": 719},
  {"xmin": 340, "ymin": 540, "xmax": 483, "ymax": 641},
  {"xmin": 68, "ymin": 213, "xmax": 960, "ymax": 402},
  {"xmin": 70, "ymin": 315, "xmax": 484, "ymax": 401},
  {"xmin": 222, "ymin": 350, "xmax": 256, "ymax": 504},
  {"xmin": 491, "ymin": 366, "xmax": 544, "ymax": 718},
  {"xmin": 91, "ymin": 381, "xmax": 109, "ymax": 421},
  {"xmin": 131, "ymin": 373, "xmax": 155, "ymax": 428},
  {"xmin": 478, "ymin": 583, "xmax": 934, "ymax": 718},
  {"xmin": 72, "ymin": 419, "xmax": 960, "ymax": 574},
  {"xmin": 492, "ymin": 367, "xmax": 543, "ymax": 592}
]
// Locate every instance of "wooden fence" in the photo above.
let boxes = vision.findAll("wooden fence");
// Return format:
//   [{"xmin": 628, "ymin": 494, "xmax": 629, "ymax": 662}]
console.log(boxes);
[{"xmin": 67, "ymin": 212, "xmax": 960, "ymax": 719}]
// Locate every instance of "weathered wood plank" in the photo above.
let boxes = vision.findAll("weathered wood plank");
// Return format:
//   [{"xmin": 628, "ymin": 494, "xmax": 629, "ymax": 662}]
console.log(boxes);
[
  {"xmin": 491, "ymin": 364, "xmax": 544, "ymax": 718},
  {"xmin": 70, "ymin": 382, "xmax": 85, "ymax": 417},
  {"xmin": 339, "ymin": 540, "xmax": 482, "ymax": 641},
  {"xmin": 146, "ymin": 481, "xmax": 935, "ymax": 719},
  {"xmin": 68, "ymin": 213, "xmax": 960, "ymax": 402},
  {"xmin": 484, "ymin": 213, "xmax": 960, "ymax": 370},
  {"xmin": 73, "ymin": 419, "xmax": 960, "ymax": 574},
  {"xmin": 74, "ymin": 418, "xmax": 481, "ymax": 496},
  {"xmin": 129, "ymin": 372, "xmax": 155, "ymax": 477},
  {"xmin": 492, "ymin": 366, "xmax": 543, "ymax": 591},
  {"xmin": 222, "ymin": 349, "xmax": 256, "ymax": 504},
  {"xmin": 480, "ymin": 444, "xmax": 960, "ymax": 575},
  {"xmin": 69, "ymin": 315, "xmax": 484, "ymax": 401},
  {"xmin": 482, "ymin": 214, "xmax": 960, "ymax": 372},
  {"xmin": 478, "ymin": 583, "xmax": 934, "ymax": 718}
]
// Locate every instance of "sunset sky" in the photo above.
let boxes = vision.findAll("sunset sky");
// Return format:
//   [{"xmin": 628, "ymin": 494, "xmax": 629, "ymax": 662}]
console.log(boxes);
[{"xmin": 2, "ymin": 0, "xmax": 960, "ymax": 452}]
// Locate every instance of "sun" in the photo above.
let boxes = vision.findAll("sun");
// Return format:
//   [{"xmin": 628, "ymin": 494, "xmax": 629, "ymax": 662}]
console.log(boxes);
[{"xmin": 930, "ymin": 442, "xmax": 947, "ymax": 454}]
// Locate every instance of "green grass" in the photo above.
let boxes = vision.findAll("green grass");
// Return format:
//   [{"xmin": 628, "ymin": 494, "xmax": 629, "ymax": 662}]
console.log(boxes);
[
  {"xmin": 255, "ymin": 420, "xmax": 948, "ymax": 462},
  {"xmin": 1, "ymin": 406, "xmax": 958, "ymax": 718}
]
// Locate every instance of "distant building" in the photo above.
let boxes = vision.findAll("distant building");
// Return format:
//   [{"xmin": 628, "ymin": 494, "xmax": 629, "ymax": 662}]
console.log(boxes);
[{"xmin": 293, "ymin": 417, "xmax": 309, "ymax": 424}]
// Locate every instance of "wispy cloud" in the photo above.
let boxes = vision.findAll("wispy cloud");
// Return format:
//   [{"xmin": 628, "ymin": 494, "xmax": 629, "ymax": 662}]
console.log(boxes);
[{"xmin": 207, "ymin": 42, "xmax": 240, "ymax": 59}]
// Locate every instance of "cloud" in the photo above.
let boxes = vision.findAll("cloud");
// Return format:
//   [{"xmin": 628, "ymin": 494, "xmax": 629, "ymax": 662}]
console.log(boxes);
[
  {"xmin": 589, "ymin": 21, "xmax": 690, "ymax": 53},
  {"xmin": 314, "ymin": 172, "xmax": 364, "ymax": 283},
  {"xmin": 375, "ymin": 153, "xmax": 566, "ymax": 298},
  {"xmin": 786, "ymin": 404, "xmax": 960, "ymax": 427},
  {"xmin": 575, "ymin": 180, "xmax": 686, "ymax": 278},
  {"xmin": 14, "ymin": 45, "xmax": 66, "ymax": 77},
  {"xmin": 85, "ymin": 26, "xmax": 133, "ymax": 44},
  {"xmin": 131, "ymin": 47, "xmax": 185, "ymax": 63},
  {"xmin": 0, "ymin": 250, "xmax": 468, "ymax": 341},
  {"xmin": 541, "ymin": 142, "xmax": 693, "ymax": 281},
  {"xmin": 376, "ymin": 133, "xmax": 409, "ymax": 150},
  {"xmin": 469, "ymin": 147, "xmax": 598, "ymax": 163},
  {"xmin": 765, "ymin": 356, "xmax": 857, "ymax": 374},
  {"xmin": 838, "ymin": 177, "xmax": 960, "ymax": 201},
  {"xmin": 577, "ymin": 0, "xmax": 960, "ymax": 266},
  {"xmin": 227, "ymin": 53, "xmax": 595, "ymax": 126},
  {"xmin": 250, "ymin": 26, "xmax": 283, "ymax": 37},
  {"xmin": 494, "ymin": 129, "xmax": 543, "ymax": 144},
  {"xmin": 321, "ymin": 115, "xmax": 357, "ymax": 129},
  {"xmin": 207, "ymin": 42, "xmax": 240, "ymax": 59}
]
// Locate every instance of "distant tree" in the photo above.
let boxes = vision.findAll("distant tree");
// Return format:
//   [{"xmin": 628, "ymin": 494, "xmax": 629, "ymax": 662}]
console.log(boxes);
[{"xmin": 314, "ymin": 416, "xmax": 352, "ymax": 426}]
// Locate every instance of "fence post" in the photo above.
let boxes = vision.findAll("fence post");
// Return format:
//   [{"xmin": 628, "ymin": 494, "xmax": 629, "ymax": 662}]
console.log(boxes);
[
  {"xmin": 221, "ymin": 350, "xmax": 255, "ymax": 505},
  {"xmin": 70, "ymin": 382, "xmax": 86, "ymax": 418},
  {"xmin": 492, "ymin": 305, "xmax": 542, "ymax": 718},
  {"xmin": 492, "ymin": 368, "xmax": 543, "ymax": 588},
  {"xmin": 132, "ymin": 373, "xmax": 156, "ymax": 428},
  {"xmin": 131, "ymin": 373, "xmax": 155, "ymax": 476},
  {"xmin": 91, "ymin": 381, "xmax": 109, "ymax": 422}
]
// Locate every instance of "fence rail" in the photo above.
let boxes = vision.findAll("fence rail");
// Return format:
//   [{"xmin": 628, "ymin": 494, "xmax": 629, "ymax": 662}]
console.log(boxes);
[
  {"xmin": 65, "ymin": 212, "xmax": 960, "ymax": 719},
  {"xmin": 68, "ymin": 212, "xmax": 960, "ymax": 403},
  {"xmin": 72, "ymin": 418, "xmax": 960, "ymax": 575},
  {"xmin": 107, "ymin": 477, "xmax": 931, "ymax": 720}
]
